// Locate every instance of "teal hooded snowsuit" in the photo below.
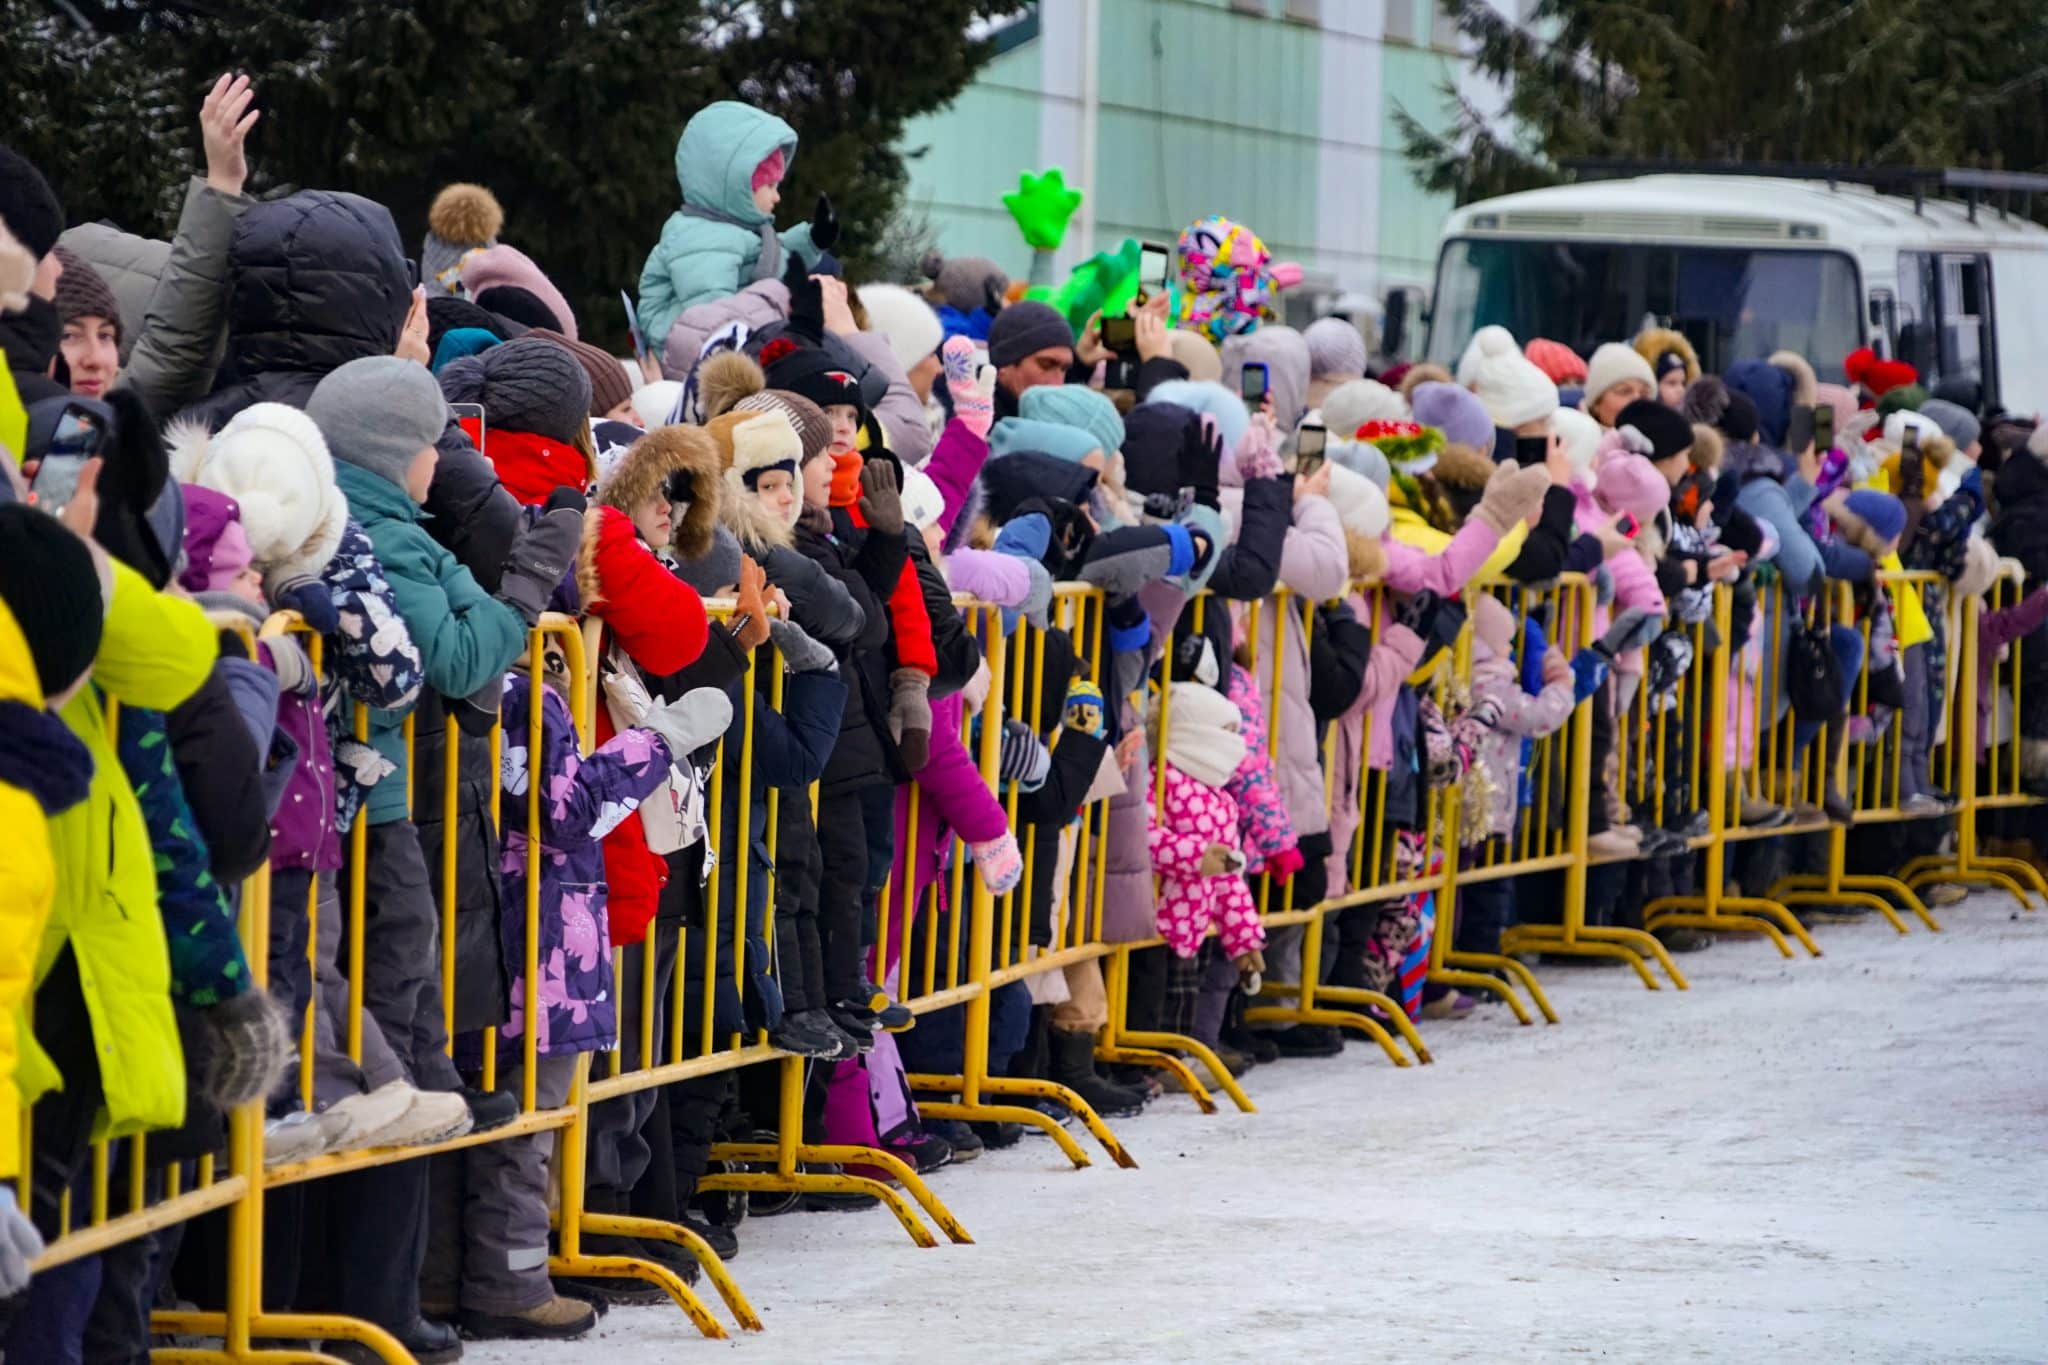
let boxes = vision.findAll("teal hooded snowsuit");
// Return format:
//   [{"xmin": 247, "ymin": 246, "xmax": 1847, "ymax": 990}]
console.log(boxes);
[{"xmin": 637, "ymin": 101, "xmax": 821, "ymax": 360}]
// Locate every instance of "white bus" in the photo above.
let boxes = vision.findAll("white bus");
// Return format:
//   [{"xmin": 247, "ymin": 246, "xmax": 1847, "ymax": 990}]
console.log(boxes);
[{"xmin": 1421, "ymin": 166, "xmax": 2048, "ymax": 417}]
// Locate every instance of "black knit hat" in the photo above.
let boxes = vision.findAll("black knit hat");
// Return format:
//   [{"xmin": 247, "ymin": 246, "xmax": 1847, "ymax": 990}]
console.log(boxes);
[
  {"xmin": 1717, "ymin": 390, "xmax": 1760, "ymax": 444},
  {"xmin": 475, "ymin": 283, "xmax": 562, "ymax": 334},
  {"xmin": 426, "ymin": 294, "xmax": 511, "ymax": 359},
  {"xmin": 758, "ymin": 335, "xmax": 864, "ymax": 421},
  {"xmin": 986, "ymin": 300, "xmax": 1073, "ymax": 369},
  {"xmin": 0, "ymin": 145, "xmax": 63, "ymax": 261},
  {"xmin": 1617, "ymin": 398, "xmax": 1695, "ymax": 463},
  {"xmin": 0, "ymin": 504, "xmax": 105, "ymax": 698}
]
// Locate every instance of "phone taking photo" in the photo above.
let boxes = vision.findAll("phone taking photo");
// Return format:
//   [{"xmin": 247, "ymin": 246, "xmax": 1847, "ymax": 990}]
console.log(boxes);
[
  {"xmin": 1100, "ymin": 315, "xmax": 1137, "ymax": 356},
  {"xmin": 1240, "ymin": 362, "xmax": 1269, "ymax": 406},
  {"xmin": 1514, "ymin": 434, "xmax": 1551, "ymax": 467},
  {"xmin": 1616, "ymin": 511, "xmax": 1640, "ymax": 540},
  {"xmin": 1295, "ymin": 423, "xmax": 1326, "ymax": 477},
  {"xmin": 1785, "ymin": 402, "xmax": 1816, "ymax": 456},
  {"xmin": 1139, "ymin": 240, "xmax": 1172, "ymax": 300},
  {"xmin": 1813, "ymin": 403, "xmax": 1835, "ymax": 455},
  {"xmin": 450, "ymin": 402, "xmax": 486, "ymax": 452}
]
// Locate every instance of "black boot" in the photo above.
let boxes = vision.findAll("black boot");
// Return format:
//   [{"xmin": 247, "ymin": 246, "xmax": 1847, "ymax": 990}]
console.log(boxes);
[{"xmin": 1046, "ymin": 1028, "xmax": 1145, "ymax": 1118}]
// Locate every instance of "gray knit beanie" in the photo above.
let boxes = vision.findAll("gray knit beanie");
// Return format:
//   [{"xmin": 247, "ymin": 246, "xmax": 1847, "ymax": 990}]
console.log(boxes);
[
  {"xmin": 436, "ymin": 336, "xmax": 591, "ymax": 443},
  {"xmin": 987, "ymin": 301, "xmax": 1074, "ymax": 369},
  {"xmin": 1304, "ymin": 317, "xmax": 1366, "ymax": 380},
  {"xmin": 307, "ymin": 356, "xmax": 450, "ymax": 490}
]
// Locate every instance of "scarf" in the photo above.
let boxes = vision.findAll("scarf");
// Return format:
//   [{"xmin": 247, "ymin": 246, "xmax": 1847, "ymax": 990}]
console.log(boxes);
[
  {"xmin": 473, "ymin": 424, "xmax": 594, "ymax": 507},
  {"xmin": 1156, "ymin": 681, "xmax": 1246, "ymax": 789},
  {"xmin": 678, "ymin": 202, "xmax": 782, "ymax": 284},
  {"xmin": 0, "ymin": 699, "xmax": 94, "ymax": 815},
  {"xmin": 828, "ymin": 449, "xmax": 864, "ymax": 510}
]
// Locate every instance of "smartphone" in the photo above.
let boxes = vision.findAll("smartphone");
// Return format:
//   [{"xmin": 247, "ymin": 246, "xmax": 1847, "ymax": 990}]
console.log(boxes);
[
  {"xmin": 1616, "ymin": 512, "xmax": 1640, "ymax": 540},
  {"xmin": 620, "ymin": 289, "xmax": 647, "ymax": 363},
  {"xmin": 449, "ymin": 402, "xmax": 486, "ymax": 452},
  {"xmin": 1901, "ymin": 424, "xmax": 1920, "ymax": 456},
  {"xmin": 1813, "ymin": 403, "xmax": 1835, "ymax": 455},
  {"xmin": 1138, "ymin": 240, "xmax": 1172, "ymax": 301},
  {"xmin": 1295, "ymin": 423, "xmax": 1326, "ymax": 477},
  {"xmin": 1786, "ymin": 402, "xmax": 1816, "ymax": 456},
  {"xmin": 1240, "ymin": 362, "xmax": 1270, "ymax": 405},
  {"xmin": 1100, "ymin": 314, "xmax": 1137, "ymax": 355},
  {"xmin": 1514, "ymin": 434, "xmax": 1551, "ymax": 467}
]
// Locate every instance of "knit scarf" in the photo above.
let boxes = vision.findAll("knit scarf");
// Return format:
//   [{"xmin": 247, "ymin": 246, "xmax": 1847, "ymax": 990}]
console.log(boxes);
[
  {"xmin": 828, "ymin": 450, "xmax": 864, "ymax": 510},
  {"xmin": 1158, "ymin": 682, "xmax": 1246, "ymax": 789},
  {"xmin": 0, "ymin": 699, "xmax": 94, "ymax": 815},
  {"xmin": 678, "ymin": 202, "xmax": 782, "ymax": 284}
]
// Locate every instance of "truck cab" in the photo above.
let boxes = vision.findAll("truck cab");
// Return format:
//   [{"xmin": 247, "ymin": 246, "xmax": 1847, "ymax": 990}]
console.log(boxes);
[{"xmin": 1423, "ymin": 168, "xmax": 2048, "ymax": 416}]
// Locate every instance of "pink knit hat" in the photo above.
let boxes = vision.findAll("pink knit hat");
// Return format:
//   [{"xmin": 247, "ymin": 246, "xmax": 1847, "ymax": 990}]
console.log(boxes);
[
  {"xmin": 1525, "ymin": 337, "xmax": 1587, "ymax": 384},
  {"xmin": 1471, "ymin": 592, "xmax": 1517, "ymax": 661},
  {"xmin": 752, "ymin": 148, "xmax": 786, "ymax": 192},
  {"xmin": 1595, "ymin": 450, "xmax": 1671, "ymax": 527},
  {"xmin": 461, "ymin": 244, "xmax": 579, "ymax": 342}
]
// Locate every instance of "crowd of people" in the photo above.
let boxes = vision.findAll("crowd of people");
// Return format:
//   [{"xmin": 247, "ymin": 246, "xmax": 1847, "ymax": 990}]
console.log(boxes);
[{"xmin": 3, "ymin": 77, "xmax": 2045, "ymax": 1363}]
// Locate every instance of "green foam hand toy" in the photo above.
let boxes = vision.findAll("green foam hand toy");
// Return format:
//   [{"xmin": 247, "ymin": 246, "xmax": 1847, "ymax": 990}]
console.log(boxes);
[
  {"xmin": 1045, "ymin": 238, "xmax": 1143, "ymax": 337},
  {"xmin": 1003, "ymin": 168, "xmax": 1085, "ymax": 251}
]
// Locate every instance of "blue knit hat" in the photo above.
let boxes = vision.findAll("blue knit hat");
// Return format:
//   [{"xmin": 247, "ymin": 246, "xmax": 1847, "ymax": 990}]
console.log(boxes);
[
  {"xmin": 989, "ymin": 416, "xmax": 1102, "ymax": 466},
  {"xmin": 1841, "ymin": 489, "xmax": 1905, "ymax": 546},
  {"xmin": 1020, "ymin": 383, "xmax": 1125, "ymax": 459}
]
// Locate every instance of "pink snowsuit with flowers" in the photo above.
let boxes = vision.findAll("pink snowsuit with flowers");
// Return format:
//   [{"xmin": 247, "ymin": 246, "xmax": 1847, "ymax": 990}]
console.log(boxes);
[{"xmin": 1147, "ymin": 763, "xmax": 1266, "ymax": 960}]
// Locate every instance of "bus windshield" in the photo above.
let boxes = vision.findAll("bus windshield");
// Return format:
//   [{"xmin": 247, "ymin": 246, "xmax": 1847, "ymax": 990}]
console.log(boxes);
[{"xmin": 1426, "ymin": 239, "xmax": 1863, "ymax": 383}]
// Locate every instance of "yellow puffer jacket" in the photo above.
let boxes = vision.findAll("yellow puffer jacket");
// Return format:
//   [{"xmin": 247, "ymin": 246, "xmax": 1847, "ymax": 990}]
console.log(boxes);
[
  {"xmin": 1387, "ymin": 490, "xmax": 1529, "ymax": 578},
  {"xmin": 26, "ymin": 561, "xmax": 216, "ymax": 1139},
  {"xmin": 0, "ymin": 602, "xmax": 53, "ymax": 1179},
  {"xmin": 1850, "ymin": 468, "xmax": 1934, "ymax": 650}
]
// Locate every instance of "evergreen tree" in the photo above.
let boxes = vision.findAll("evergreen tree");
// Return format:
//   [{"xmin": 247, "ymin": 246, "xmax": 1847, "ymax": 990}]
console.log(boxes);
[
  {"xmin": 2, "ymin": 0, "xmax": 1010, "ymax": 350},
  {"xmin": 1397, "ymin": 0, "xmax": 2048, "ymax": 208}
]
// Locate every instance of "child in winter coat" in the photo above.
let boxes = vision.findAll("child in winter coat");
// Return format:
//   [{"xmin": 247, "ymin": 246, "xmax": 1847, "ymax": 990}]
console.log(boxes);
[
  {"xmin": 424, "ymin": 638, "xmax": 726, "ymax": 1343},
  {"xmin": 637, "ymin": 101, "xmax": 832, "ymax": 360},
  {"xmin": 1147, "ymin": 682, "xmax": 1267, "ymax": 1051}
]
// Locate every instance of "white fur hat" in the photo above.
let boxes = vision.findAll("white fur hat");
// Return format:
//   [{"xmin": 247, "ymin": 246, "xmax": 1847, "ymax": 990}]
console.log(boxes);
[
  {"xmin": 1882, "ymin": 409, "xmax": 1943, "ymax": 450},
  {"xmin": 1584, "ymin": 341, "xmax": 1656, "ymax": 409},
  {"xmin": 729, "ymin": 412, "xmax": 801, "ymax": 477},
  {"xmin": 167, "ymin": 402, "xmax": 347, "ymax": 584},
  {"xmin": 1468, "ymin": 327, "xmax": 1559, "ymax": 429},
  {"xmin": 1551, "ymin": 406, "xmax": 1603, "ymax": 480},
  {"xmin": 1320, "ymin": 379, "xmax": 1407, "ymax": 438},
  {"xmin": 901, "ymin": 462, "xmax": 945, "ymax": 533},
  {"xmin": 631, "ymin": 380, "xmax": 684, "ymax": 432},
  {"xmin": 857, "ymin": 283, "xmax": 944, "ymax": 373},
  {"xmin": 1324, "ymin": 461, "xmax": 1389, "ymax": 540}
]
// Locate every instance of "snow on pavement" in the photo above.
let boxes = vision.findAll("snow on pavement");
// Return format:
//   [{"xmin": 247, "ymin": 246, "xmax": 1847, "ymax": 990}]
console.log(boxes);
[{"xmin": 472, "ymin": 898, "xmax": 2048, "ymax": 1363}]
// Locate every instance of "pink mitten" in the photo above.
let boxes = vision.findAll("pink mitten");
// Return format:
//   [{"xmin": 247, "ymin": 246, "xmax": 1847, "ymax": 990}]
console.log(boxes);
[
  {"xmin": 971, "ymin": 832, "xmax": 1023, "ymax": 894},
  {"xmin": 944, "ymin": 336, "xmax": 994, "ymax": 440},
  {"xmin": 1235, "ymin": 412, "xmax": 1284, "ymax": 482},
  {"xmin": 1266, "ymin": 845, "xmax": 1305, "ymax": 883}
]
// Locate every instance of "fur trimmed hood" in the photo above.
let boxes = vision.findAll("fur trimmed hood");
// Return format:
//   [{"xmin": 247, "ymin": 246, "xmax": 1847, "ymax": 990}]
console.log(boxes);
[
  {"xmin": 1396, "ymin": 361, "xmax": 1453, "ymax": 402},
  {"xmin": 1632, "ymin": 326, "xmax": 1699, "ymax": 383},
  {"xmin": 594, "ymin": 423, "xmax": 722, "ymax": 559},
  {"xmin": 1688, "ymin": 423, "xmax": 1723, "ymax": 472},
  {"xmin": 1431, "ymin": 439, "xmax": 1497, "ymax": 491},
  {"xmin": 1768, "ymin": 349, "xmax": 1819, "ymax": 407}
]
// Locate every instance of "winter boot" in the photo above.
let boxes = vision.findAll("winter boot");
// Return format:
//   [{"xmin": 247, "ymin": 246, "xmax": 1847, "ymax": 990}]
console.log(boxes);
[
  {"xmin": 824, "ymin": 1002, "xmax": 878, "ymax": 1054},
  {"xmin": 460, "ymin": 1294, "xmax": 597, "ymax": 1342},
  {"xmin": 1822, "ymin": 725, "xmax": 1854, "ymax": 824},
  {"xmin": 462, "ymin": 1085, "xmax": 519, "ymax": 1133},
  {"xmin": 860, "ymin": 981, "xmax": 915, "ymax": 1032},
  {"xmin": 926, "ymin": 1118, "xmax": 984, "ymax": 1162},
  {"xmin": 1046, "ymin": 1028, "xmax": 1145, "ymax": 1119},
  {"xmin": 769, "ymin": 1009, "xmax": 848, "ymax": 1059},
  {"xmin": 1269, "ymin": 1024, "xmax": 1343, "ymax": 1058}
]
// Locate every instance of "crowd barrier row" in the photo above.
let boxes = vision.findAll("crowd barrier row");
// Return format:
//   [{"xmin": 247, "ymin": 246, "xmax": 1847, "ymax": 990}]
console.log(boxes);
[{"xmin": 21, "ymin": 564, "xmax": 2044, "ymax": 1361}]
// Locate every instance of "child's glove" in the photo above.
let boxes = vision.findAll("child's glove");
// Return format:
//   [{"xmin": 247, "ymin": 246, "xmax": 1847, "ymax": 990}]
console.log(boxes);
[
  {"xmin": 193, "ymin": 988, "xmax": 294, "ymax": 1110},
  {"xmin": 0, "ymin": 1186, "xmax": 43, "ymax": 1298},
  {"xmin": 767, "ymin": 617, "xmax": 837, "ymax": 674},
  {"xmin": 889, "ymin": 667, "xmax": 932, "ymax": 771},
  {"xmin": 998, "ymin": 719, "xmax": 1051, "ymax": 789},
  {"xmin": 1063, "ymin": 678, "xmax": 1107, "ymax": 738},
  {"xmin": 1266, "ymin": 845, "xmax": 1305, "ymax": 882},
  {"xmin": 859, "ymin": 459, "xmax": 904, "ymax": 536},
  {"xmin": 1570, "ymin": 647, "xmax": 1609, "ymax": 704},
  {"xmin": 641, "ymin": 686, "xmax": 736, "ymax": 761},
  {"xmin": 970, "ymin": 831, "xmax": 1023, "ymax": 894},
  {"xmin": 1198, "ymin": 842, "xmax": 1246, "ymax": 878},
  {"xmin": 497, "ymin": 490, "xmax": 586, "ymax": 625},
  {"xmin": 270, "ymin": 575, "xmax": 339, "ymax": 635},
  {"xmin": 943, "ymin": 336, "xmax": 995, "ymax": 440},
  {"xmin": 810, "ymin": 193, "xmax": 840, "ymax": 252}
]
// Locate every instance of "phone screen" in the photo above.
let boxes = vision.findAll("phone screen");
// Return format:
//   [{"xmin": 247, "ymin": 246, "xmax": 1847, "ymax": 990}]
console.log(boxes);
[
  {"xmin": 1296, "ymin": 424, "xmax": 1327, "ymax": 460},
  {"xmin": 1294, "ymin": 452, "xmax": 1325, "ymax": 479},
  {"xmin": 1813, "ymin": 404, "xmax": 1835, "ymax": 454},
  {"xmin": 1617, "ymin": 512, "xmax": 1640, "ymax": 540},
  {"xmin": 1515, "ymin": 434, "xmax": 1551, "ymax": 467},
  {"xmin": 450, "ymin": 402, "xmax": 487, "ymax": 452},
  {"xmin": 1100, "ymin": 315, "xmax": 1137, "ymax": 355},
  {"xmin": 1240, "ymin": 363, "xmax": 1269, "ymax": 404},
  {"xmin": 1140, "ymin": 242, "xmax": 1171, "ymax": 294}
]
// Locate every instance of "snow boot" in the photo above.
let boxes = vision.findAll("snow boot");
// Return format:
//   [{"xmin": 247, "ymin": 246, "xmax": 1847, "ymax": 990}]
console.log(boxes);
[
  {"xmin": 461, "ymin": 1294, "xmax": 597, "ymax": 1341},
  {"xmin": 769, "ymin": 1009, "xmax": 848, "ymax": 1059},
  {"xmin": 1047, "ymin": 1028, "xmax": 1145, "ymax": 1119}
]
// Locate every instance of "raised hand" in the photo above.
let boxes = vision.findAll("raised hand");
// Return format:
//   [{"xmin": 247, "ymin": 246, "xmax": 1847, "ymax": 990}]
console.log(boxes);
[{"xmin": 201, "ymin": 72, "xmax": 260, "ymax": 197}]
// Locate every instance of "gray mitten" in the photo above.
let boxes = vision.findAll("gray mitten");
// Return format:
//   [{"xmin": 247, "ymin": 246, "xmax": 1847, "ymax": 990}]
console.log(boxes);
[
  {"xmin": 1018, "ymin": 559, "xmax": 1054, "ymax": 631},
  {"xmin": 196, "ymin": 988, "xmax": 295, "ymax": 1110},
  {"xmin": 640, "ymin": 686, "xmax": 735, "ymax": 760},
  {"xmin": 1596, "ymin": 606, "xmax": 1662, "ymax": 659},
  {"xmin": 889, "ymin": 667, "xmax": 933, "ymax": 771},
  {"xmin": 265, "ymin": 634, "xmax": 316, "ymax": 696},
  {"xmin": 768, "ymin": 617, "xmax": 837, "ymax": 674},
  {"xmin": 496, "ymin": 497, "xmax": 586, "ymax": 624}
]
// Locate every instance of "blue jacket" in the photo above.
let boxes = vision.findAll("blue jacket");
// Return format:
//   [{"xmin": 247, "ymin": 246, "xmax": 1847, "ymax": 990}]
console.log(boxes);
[{"xmin": 637, "ymin": 102, "xmax": 820, "ymax": 358}]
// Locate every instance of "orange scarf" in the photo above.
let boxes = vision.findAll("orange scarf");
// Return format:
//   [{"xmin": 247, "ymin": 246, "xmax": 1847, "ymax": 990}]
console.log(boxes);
[{"xmin": 828, "ymin": 450, "xmax": 864, "ymax": 509}]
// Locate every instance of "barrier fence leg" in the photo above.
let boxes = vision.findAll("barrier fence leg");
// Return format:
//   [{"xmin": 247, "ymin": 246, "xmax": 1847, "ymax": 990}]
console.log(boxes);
[
  {"xmin": 1245, "ymin": 910, "xmax": 1425, "ymax": 1064},
  {"xmin": 1096, "ymin": 944, "xmax": 1238, "ymax": 1114}
]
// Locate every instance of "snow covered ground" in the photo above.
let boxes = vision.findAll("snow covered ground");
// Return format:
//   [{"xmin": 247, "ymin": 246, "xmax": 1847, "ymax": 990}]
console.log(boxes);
[{"xmin": 472, "ymin": 898, "xmax": 2048, "ymax": 1363}]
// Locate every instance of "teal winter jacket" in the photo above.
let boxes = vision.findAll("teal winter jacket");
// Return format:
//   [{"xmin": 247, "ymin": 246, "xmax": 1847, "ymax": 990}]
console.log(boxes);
[{"xmin": 637, "ymin": 101, "xmax": 820, "ymax": 359}]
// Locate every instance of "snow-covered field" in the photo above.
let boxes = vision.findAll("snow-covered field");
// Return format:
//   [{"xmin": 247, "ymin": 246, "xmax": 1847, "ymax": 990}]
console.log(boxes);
[{"xmin": 474, "ymin": 898, "xmax": 2048, "ymax": 1363}]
